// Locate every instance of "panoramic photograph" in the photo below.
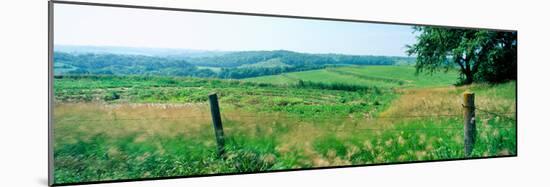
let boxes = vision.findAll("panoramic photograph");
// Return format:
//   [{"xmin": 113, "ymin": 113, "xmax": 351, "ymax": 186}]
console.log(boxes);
[{"xmin": 52, "ymin": 3, "xmax": 517, "ymax": 184}]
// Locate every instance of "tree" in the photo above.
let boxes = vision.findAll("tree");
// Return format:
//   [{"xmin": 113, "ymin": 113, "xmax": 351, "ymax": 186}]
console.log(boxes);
[{"xmin": 406, "ymin": 26, "xmax": 517, "ymax": 84}]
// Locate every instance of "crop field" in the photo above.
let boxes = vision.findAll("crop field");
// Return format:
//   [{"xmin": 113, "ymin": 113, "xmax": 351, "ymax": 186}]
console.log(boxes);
[
  {"xmin": 53, "ymin": 66, "xmax": 516, "ymax": 184},
  {"xmin": 245, "ymin": 65, "xmax": 459, "ymax": 88}
]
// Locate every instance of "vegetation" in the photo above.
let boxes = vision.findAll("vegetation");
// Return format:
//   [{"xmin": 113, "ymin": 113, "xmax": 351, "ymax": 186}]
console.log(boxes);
[
  {"xmin": 54, "ymin": 52, "xmax": 217, "ymax": 77},
  {"xmin": 406, "ymin": 26, "xmax": 517, "ymax": 84},
  {"xmin": 54, "ymin": 50, "xmax": 411, "ymax": 79},
  {"xmin": 53, "ymin": 65, "xmax": 516, "ymax": 184},
  {"xmin": 246, "ymin": 65, "xmax": 458, "ymax": 88},
  {"xmin": 185, "ymin": 50, "xmax": 399, "ymax": 67}
]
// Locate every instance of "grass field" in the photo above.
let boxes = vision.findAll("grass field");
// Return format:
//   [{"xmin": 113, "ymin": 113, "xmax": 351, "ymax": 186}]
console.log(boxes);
[
  {"xmin": 245, "ymin": 65, "xmax": 459, "ymax": 88},
  {"xmin": 53, "ymin": 66, "xmax": 516, "ymax": 184}
]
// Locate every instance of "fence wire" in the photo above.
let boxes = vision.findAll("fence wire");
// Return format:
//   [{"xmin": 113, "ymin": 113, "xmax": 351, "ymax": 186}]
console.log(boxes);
[
  {"xmin": 57, "ymin": 113, "xmax": 465, "ymax": 122},
  {"xmin": 56, "ymin": 105, "xmax": 516, "ymax": 133},
  {"xmin": 474, "ymin": 107, "xmax": 516, "ymax": 122}
]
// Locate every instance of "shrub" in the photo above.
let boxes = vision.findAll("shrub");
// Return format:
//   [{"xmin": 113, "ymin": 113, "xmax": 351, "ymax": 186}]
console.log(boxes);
[{"xmin": 103, "ymin": 91, "xmax": 120, "ymax": 101}]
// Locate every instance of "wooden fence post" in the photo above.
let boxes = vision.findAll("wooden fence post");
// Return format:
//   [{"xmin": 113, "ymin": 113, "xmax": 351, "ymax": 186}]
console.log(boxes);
[
  {"xmin": 208, "ymin": 93, "xmax": 225, "ymax": 158},
  {"xmin": 463, "ymin": 92, "xmax": 476, "ymax": 157}
]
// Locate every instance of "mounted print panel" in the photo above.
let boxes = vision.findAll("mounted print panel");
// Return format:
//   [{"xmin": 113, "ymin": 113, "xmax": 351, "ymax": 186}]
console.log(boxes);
[{"xmin": 49, "ymin": 1, "xmax": 517, "ymax": 185}]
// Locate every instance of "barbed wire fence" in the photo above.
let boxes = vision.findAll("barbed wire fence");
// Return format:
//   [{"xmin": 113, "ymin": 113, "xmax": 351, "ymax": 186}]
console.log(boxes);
[
  {"xmin": 56, "ymin": 92, "xmax": 516, "ymax": 157},
  {"xmin": 57, "ymin": 109, "xmax": 514, "ymax": 122}
]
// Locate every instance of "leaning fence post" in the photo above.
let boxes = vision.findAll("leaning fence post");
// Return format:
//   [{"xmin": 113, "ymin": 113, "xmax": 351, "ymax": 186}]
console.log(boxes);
[
  {"xmin": 208, "ymin": 93, "xmax": 225, "ymax": 158},
  {"xmin": 463, "ymin": 92, "xmax": 476, "ymax": 157}
]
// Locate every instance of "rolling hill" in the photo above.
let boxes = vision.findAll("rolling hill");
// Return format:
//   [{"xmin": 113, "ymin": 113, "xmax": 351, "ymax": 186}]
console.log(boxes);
[
  {"xmin": 245, "ymin": 65, "xmax": 459, "ymax": 88},
  {"xmin": 53, "ymin": 47, "xmax": 415, "ymax": 79}
]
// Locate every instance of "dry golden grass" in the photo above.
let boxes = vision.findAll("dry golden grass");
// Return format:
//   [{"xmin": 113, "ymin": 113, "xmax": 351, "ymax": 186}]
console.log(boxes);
[
  {"xmin": 55, "ymin": 103, "xmax": 210, "ymax": 133},
  {"xmin": 381, "ymin": 84, "xmax": 515, "ymax": 121},
  {"xmin": 380, "ymin": 86, "xmax": 461, "ymax": 117}
]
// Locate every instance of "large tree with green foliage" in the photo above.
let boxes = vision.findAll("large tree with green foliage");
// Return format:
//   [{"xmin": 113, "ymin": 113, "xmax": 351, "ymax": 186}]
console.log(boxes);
[{"xmin": 406, "ymin": 26, "xmax": 517, "ymax": 84}]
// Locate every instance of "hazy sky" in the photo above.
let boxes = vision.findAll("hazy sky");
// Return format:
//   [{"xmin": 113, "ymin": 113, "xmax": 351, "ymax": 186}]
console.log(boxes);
[{"xmin": 54, "ymin": 4, "xmax": 417, "ymax": 56}]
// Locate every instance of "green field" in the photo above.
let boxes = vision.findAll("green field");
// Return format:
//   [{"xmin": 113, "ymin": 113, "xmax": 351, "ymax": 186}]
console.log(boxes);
[
  {"xmin": 53, "ymin": 65, "xmax": 516, "ymax": 184},
  {"xmin": 245, "ymin": 65, "xmax": 459, "ymax": 88}
]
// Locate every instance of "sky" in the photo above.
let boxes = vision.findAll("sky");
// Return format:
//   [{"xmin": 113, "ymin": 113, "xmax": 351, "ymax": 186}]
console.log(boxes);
[{"xmin": 54, "ymin": 4, "xmax": 417, "ymax": 56}]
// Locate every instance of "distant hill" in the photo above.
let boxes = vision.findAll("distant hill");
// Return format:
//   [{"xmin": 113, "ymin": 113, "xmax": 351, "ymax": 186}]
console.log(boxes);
[
  {"xmin": 238, "ymin": 58, "xmax": 291, "ymax": 69},
  {"xmin": 53, "ymin": 46, "xmax": 415, "ymax": 79},
  {"xmin": 53, "ymin": 52, "xmax": 216, "ymax": 77},
  {"xmin": 184, "ymin": 50, "xmax": 400, "ymax": 68}
]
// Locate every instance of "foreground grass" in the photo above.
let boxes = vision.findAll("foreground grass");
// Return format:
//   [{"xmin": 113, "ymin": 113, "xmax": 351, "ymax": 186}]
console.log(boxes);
[{"xmin": 53, "ymin": 74, "xmax": 515, "ymax": 184}]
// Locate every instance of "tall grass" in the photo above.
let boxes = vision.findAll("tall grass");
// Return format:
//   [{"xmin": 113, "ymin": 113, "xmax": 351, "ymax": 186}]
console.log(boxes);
[{"xmin": 52, "ymin": 73, "xmax": 516, "ymax": 184}]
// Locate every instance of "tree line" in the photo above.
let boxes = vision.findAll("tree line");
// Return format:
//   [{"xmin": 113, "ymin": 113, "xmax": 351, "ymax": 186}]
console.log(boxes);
[
  {"xmin": 184, "ymin": 50, "xmax": 397, "ymax": 68},
  {"xmin": 54, "ymin": 50, "xmax": 403, "ymax": 79}
]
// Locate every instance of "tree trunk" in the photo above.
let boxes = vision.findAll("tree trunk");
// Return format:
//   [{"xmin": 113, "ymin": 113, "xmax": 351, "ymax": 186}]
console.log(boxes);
[
  {"xmin": 462, "ymin": 55, "xmax": 474, "ymax": 85},
  {"xmin": 464, "ymin": 71, "xmax": 474, "ymax": 85}
]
